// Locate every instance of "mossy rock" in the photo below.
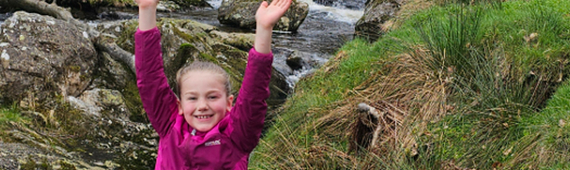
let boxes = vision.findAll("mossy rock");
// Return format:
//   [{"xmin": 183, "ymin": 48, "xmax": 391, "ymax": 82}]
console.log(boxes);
[
  {"xmin": 218, "ymin": 0, "xmax": 309, "ymax": 32},
  {"xmin": 354, "ymin": 0, "xmax": 403, "ymax": 42},
  {"xmin": 0, "ymin": 11, "xmax": 97, "ymax": 105}
]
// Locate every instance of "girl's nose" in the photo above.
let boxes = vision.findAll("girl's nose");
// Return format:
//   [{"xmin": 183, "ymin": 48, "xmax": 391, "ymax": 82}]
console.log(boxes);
[{"xmin": 196, "ymin": 98, "xmax": 208, "ymax": 111}]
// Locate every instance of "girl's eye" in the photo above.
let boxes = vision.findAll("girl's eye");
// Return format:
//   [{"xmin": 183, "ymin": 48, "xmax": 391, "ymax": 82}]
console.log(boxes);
[
  {"xmin": 188, "ymin": 97, "xmax": 197, "ymax": 100},
  {"xmin": 208, "ymin": 96, "xmax": 218, "ymax": 99}
]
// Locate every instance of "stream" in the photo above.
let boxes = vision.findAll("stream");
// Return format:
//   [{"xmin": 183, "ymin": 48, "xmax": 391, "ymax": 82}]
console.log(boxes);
[
  {"xmin": 177, "ymin": 0, "xmax": 364, "ymax": 86},
  {"xmin": 94, "ymin": 0, "xmax": 364, "ymax": 87}
]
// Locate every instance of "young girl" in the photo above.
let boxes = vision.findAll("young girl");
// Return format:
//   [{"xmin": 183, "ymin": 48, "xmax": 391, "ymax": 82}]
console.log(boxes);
[{"xmin": 134, "ymin": 0, "xmax": 291, "ymax": 169}]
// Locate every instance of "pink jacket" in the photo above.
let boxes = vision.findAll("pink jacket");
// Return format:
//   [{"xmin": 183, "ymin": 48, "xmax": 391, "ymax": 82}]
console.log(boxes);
[{"xmin": 135, "ymin": 27, "xmax": 272, "ymax": 169}]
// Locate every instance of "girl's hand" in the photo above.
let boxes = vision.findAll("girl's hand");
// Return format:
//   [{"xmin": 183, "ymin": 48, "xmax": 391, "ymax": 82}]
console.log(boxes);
[
  {"xmin": 137, "ymin": 0, "xmax": 160, "ymax": 31},
  {"xmin": 136, "ymin": 0, "xmax": 160, "ymax": 9},
  {"xmin": 255, "ymin": 0, "xmax": 292, "ymax": 30}
]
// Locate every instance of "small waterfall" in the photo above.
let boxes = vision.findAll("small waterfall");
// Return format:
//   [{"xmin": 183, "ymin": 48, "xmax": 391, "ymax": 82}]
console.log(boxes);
[
  {"xmin": 263, "ymin": 0, "xmax": 364, "ymax": 88},
  {"xmin": 204, "ymin": 0, "xmax": 365, "ymax": 88},
  {"xmin": 298, "ymin": 0, "xmax": 364, "ymax": 23},
  {"xmin": 208, "ymin": 0, "xmax": 224, "ymax": 9}
]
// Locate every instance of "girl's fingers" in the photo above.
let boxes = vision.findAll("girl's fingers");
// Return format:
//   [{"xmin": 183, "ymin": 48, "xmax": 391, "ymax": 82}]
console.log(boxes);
[
  {"xmin": 269, "ymin": 0, "xmax": 279, "ymax": 6},
  {"xmin": 277, "ymin": 0, "xmax": 285, "ymax": 7},
  {"xmin": 260, "ymin": 1, "xmax": 268, "ymax": 8},
  {"xmin": 279, "ymin": 0, "xmax": 290, "ymax": 8}
]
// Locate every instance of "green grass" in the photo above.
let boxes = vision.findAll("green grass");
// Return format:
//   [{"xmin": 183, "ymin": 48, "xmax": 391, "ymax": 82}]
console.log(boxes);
[
  {"xmin": 517, "ymin": 79, "xmax": 570, "ymax": 169},
  {"xmin": 251, "ymin": 0, "xmax": 570, "ymax": 169},
  {"xmin": 0, "ymin": 103, "xmax": 26, "ymax": 127}
]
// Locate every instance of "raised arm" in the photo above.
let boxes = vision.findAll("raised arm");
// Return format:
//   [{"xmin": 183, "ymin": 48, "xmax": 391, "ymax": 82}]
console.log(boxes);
[
  {"xmin": 230, "ymin": 0, "xmax": 292, "ymax": 152},
  {"xmin": 254, "ymin": 0, "xmax": 292, "ymax": 54},
  {"xmin": 135, "ymin": 0, "xmax": 179, "ymax": 137}
]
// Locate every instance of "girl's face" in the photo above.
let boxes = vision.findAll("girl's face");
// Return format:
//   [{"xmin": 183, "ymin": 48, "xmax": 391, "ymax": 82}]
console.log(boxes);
[{"xmin": 178, "ymin": 71, "xmax": 233, "ymax": 132}]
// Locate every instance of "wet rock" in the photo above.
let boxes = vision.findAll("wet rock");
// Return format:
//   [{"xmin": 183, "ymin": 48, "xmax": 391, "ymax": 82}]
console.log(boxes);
[
  {"xmin": 171, "ymin": 0, "xmax": 212, "ymax": 8},
  {"xmin": 313, "ymin": 0, "xmax": 366, "ymax": 10},
  {"xmin": 218, "ymin": 0, "xmax": 309, "ymax": 32},
  {"xmin": 272, "ymin": 48, "xmax": 295, "ymax": 75},
  {"xmin": 286, "ymin": 56, "xmax": 306, "ymax": 71},
  {"xmin": 98, "ymin": 11, "xmax": 137, "ymax": 20},
  {"xmin": 0, "ymin": 11, "xmax": 97, "ymax": 105},
  {"xmin": 354, "ymin": 0, "xmax": 403, "ymax": 42}
]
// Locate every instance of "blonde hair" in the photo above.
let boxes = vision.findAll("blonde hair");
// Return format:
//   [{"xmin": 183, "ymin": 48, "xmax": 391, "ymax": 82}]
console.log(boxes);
[{"xmin": 175, "ymin": 61, "xmax": 231, "ymax": 98}]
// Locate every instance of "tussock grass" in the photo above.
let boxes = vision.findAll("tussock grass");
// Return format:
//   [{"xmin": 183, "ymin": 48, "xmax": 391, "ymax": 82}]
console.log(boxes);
[{"xmin": 252, "ymin": 0, "xmax": 570, "ymax": 169}]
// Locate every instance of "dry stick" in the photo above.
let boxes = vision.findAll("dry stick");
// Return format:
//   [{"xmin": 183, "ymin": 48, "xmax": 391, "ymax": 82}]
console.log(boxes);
[{"xmin": 357, "ymin": 103, "xmax": 384, "ymax": 150}]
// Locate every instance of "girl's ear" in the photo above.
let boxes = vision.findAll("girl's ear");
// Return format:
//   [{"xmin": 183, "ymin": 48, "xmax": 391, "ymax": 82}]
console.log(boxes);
[
  {"xmin": 177, "ymin": 99, "xmax": 183, "ymax": 115},
  {"xmin": 226, "ymin": 95, "xmax": 234, "ymax": 112}
]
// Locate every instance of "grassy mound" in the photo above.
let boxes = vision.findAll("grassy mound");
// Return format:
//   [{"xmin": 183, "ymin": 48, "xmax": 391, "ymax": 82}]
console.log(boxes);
[{"xmin": 251, "ymin": 0, "xmax": 570, "ymax": 169}]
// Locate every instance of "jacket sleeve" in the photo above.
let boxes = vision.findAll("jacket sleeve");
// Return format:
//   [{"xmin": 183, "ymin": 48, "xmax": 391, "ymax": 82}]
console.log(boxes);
[
  {"xmin": 230, "ymin": 48, "xmax": 273, "ymax": 153},
  {"xmin": 134, "ymin": 27, "xmax": 179, "ymax": 138}
]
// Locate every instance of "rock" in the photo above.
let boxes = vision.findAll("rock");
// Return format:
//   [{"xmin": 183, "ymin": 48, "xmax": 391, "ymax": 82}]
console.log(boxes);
[
  {"xmin": 171, "ymin": 0, "xmax": 212, "ymax": 8},
  {"xmin": 272, "ymin": 48, "xmax": 295, "ymax": 75},
  {"xmin": 97, "ymin": 11, "xmax": 137, "ymax": 20},
  {"xmin": 210, "ymin": 30, "xmax": 255, "ymax": 51},
  {"xmin": 71, "ymin": 88, "xmax": 129, "ymax": 119},
  {"xmin": 91, "ymin": 52, "xmax": 132, "ymax": 91},
  {"xmin": 286, "ymin": 55, "xmax": 306, "ymax": 71},
  {"xmin": 52, "ymin": 0, "xmax": 136, "ymax": 8},
  {"xmin": 0, "ymin": 142, "xmax": 45, "ymax": 170},
  {"xmin": 0, "ymin": 11, "xmax": 97, "ymax": 105},
  {"xmin": 354, "ymin": 0, "xmax": 403, "ymax": 42},
  {"xmin": 313, "ymin": 0, "xmax": 366, "ymax": 10},
  {"xmin": 157, "ymin": 1, "xmax": 183, "ymax": 12},
  {"xmin": 218, "ymin": 0, "xmax": 309, "ymax": 32}
]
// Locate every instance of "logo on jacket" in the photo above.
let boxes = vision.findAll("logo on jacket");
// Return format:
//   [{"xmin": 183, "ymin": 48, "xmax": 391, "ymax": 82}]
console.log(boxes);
[{"xmin": 205, "ymin": 139, "xmax": 221, "ymax": 146}]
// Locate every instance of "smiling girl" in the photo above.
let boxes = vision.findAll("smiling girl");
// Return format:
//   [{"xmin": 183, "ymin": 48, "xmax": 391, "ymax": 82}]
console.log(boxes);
[{"xmin": 134, "ymin": 0, "xmax": 291, "ymax": 168}]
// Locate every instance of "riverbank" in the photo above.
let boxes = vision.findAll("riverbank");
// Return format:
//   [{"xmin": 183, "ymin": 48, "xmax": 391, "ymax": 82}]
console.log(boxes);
[{"xmin": 251, "ymin": 0, "xmax": 570, "ymax": 169}]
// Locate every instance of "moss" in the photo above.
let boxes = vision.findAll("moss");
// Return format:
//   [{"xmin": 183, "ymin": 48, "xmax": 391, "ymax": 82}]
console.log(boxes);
[
  {"xmin": 20, "ymin": 156, "xmax": 52, "ymax": 170},
  {"xmin": 123, "ymin": 76, "xmax": 146, "ymax": 123},
  {"xmin": 59, "ymin": 160, "xmax": 77, "ymax": 170},
  {"xmin": 98, "ymin": 89, "xmax": 124, "ymax": 107},
  {"xmin": 116, "ymin": 20, "xmax": 139, "ymax": 53},
  {"xmin": 67, "ymin": 65, "xmax": 81, "ymax": 72},
  {"xmin": 198, "ymin": 52, "xmax": 218, "ymax": 63},
  {"xmin": 172, "ymin": 24, "xmax": 198, "ymax": 43}
]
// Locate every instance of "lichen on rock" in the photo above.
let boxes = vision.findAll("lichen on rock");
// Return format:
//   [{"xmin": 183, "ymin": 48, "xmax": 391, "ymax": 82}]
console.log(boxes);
[{"xmin": 0, "ymin": 11, "xmax": 97, "ymax": 105}]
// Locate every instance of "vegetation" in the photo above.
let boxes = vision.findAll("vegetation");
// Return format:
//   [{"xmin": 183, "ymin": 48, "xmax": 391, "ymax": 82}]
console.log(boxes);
[{"xmin": 251, "ymin": 0, "xmax": 570, "ymax": 169}]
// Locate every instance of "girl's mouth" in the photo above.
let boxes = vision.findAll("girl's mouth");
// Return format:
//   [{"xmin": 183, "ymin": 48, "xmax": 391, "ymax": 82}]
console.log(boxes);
[{"xmin": 195, "ymin": 115, "xmax": 213, "ymax": 119}]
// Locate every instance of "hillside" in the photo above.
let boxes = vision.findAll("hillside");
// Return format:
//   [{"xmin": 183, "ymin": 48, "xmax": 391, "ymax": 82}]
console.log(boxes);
[{"xmin": 250, "ymin": 0, "xmax": 570, "ymax": 169}]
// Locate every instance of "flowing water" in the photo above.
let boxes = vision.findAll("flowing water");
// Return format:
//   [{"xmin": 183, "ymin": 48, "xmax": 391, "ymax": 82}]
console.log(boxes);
[{"xmin": 162, "ymin": 0, "xmax": 364, "ymax": 86}]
